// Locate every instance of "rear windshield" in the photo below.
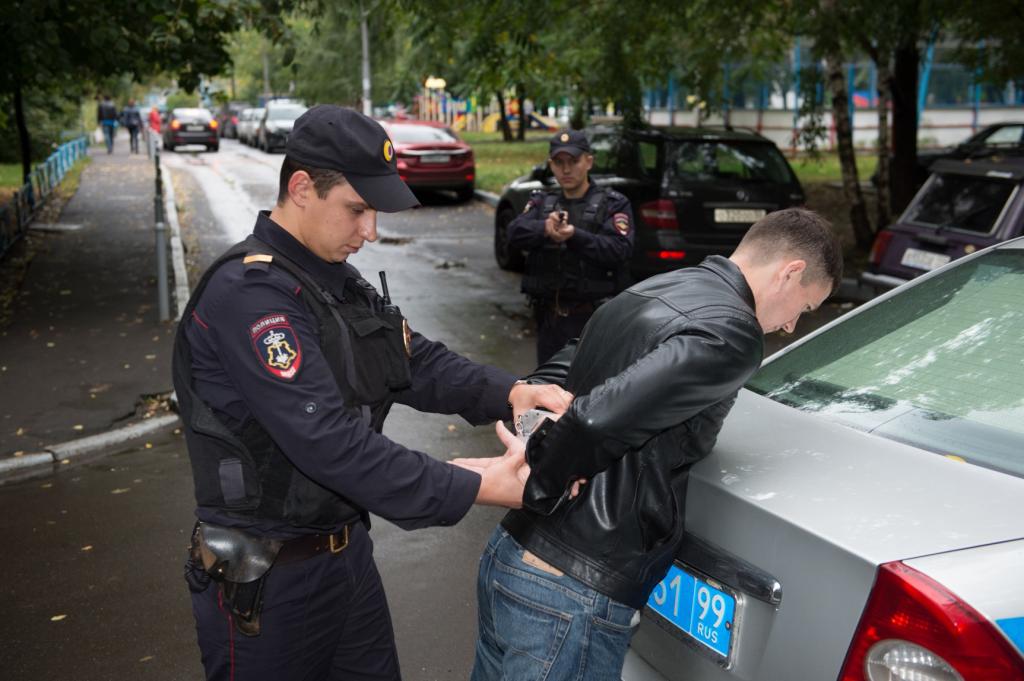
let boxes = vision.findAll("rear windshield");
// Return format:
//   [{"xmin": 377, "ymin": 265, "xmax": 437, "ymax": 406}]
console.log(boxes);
[
  {"xmin": 748, "ymin": 249, "xmax": 1024, "ymax": 479},
  {"xmin": 174, "ymin": 109, "xmax": 211, "ymax": 122},
  {"xmin": 902, "ymin": 173, "xmax": 1016, "ymax": 234},
  {"xmin": 268, "ymin": 106, "xmax": 306, "ymax": 121},
  {"xmin": 670, "ymin": 141, "xmax": 794, "ymax": 184},
  {"xmin": 387, "ymin": 125, "xmax": 459, "ymax": 144}
]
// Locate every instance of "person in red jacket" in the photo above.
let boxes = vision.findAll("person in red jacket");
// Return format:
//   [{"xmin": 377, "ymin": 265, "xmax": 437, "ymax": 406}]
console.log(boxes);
[{"xmin": 148, "ymin": 106, "xmax": 161, "ymax": 134}]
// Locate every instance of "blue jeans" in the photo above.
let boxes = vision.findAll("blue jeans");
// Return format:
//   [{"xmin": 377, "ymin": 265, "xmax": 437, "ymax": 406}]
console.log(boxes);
[
  {"xmin": 101, "ymin": 123, "xmax": 116, "ymax": 153},
  {"xmin": 472, "ymin": 527, "xmax": 639, "ymax": 681}
]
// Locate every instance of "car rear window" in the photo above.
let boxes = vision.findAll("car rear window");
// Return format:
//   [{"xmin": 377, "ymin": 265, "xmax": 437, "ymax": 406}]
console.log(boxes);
[
  {"xmin": 670, "ymin": 141, "xmax": 794, "ymax": 184},
  {"xmin": 387, "ymin": 124, "xmax": 459, "ymax": 144},
  {"xmin": 175, "ymin": 109, "xmax": 212, "ymax": 123},
  {"xmin": 902, "ymin": 173, "xmax": 1016, "ymax": 234},
  {"xmin": 748, "ymin": 248, "xmax": 1024, "ymax": 478}
]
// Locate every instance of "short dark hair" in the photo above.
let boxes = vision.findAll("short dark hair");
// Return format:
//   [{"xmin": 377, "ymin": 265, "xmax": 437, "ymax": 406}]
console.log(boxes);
[
  {"xmin": 276, "ymin": 156, "xmax": 348, "ymax": 205},
  {"xmin": 735, "ymin": 208, "xmax": 843, "ymax": 293}
]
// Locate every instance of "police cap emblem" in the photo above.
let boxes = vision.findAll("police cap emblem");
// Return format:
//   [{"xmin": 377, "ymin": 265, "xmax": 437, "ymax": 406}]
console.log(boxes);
[
  {"xmin": 560, "ymin": 133, "xmax": 570, "ymax": 142},
  {"xmin": 383, "ymin": 139, "xmax": 394, "ymax": 163}
]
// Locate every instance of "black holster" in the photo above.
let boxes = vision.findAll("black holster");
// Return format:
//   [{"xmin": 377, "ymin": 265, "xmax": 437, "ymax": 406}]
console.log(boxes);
[{"xmin": 188, "ymin": 523, "xmax": 282, "ymax": 636}]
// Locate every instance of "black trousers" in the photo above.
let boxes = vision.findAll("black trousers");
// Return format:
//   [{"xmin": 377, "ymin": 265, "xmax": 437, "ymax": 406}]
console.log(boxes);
[
  {"xmin": 189, "ymin": 522, "xmax": 400, "ymax": 680},
  {"xmin": 128, "ymin": 126, "xmax": 140, "ymax": 153},
  {"xmin": 534, "ymin": 301, "xmax": 595, "ymax": 365}
]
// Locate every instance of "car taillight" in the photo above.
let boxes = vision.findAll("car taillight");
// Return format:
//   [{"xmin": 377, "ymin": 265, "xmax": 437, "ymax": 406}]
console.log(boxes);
[
  {"xmin": 170, "ymin": 120, "xmax": 181, "ymax": 130},
  {"xmin": 838, "ymin": 562, "xmax": 1024, "ymax": 681},
  {"xmin": 639, "ymin": 199, "xmax": 678, "ymax": 229},
  {"xmin": 648, "ymin": 250, "xmax": 686, "ymax": 260},
  {"xmin": 868, "ymin": 229, "xmax": 893, "ymax": 265},
  {"xmin": 210, "ymin": 119, "xmax": 219, "ymax": 129}
]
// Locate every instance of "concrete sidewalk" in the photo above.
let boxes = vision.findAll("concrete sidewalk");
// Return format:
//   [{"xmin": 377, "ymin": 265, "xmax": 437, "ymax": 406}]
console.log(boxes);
[{"xmin": 0, "ymin": 136, "xmax": 180, "ymax": 475}]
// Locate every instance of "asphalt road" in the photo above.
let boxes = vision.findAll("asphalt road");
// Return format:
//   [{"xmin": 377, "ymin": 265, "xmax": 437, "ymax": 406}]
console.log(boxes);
[{"xmin": 0, "ymin": 138, "xmax": 855, "ymax": 681}]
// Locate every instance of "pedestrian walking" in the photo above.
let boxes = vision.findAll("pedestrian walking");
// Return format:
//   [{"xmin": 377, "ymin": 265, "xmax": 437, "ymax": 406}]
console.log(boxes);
[
  {"xmin": 97, "ymin": 94, "xmax": 118, "ymax": 154},
  {"xmin": 507, "ymin": 130, "xmax": 634, "ymax": 364},
  {"xmin": 121, "ymin": 99, "xmax": 143, "ymax": 154},
  {"xmin": 173, "ymin": 104, "xmax": 571, "ymax": 681},
  {"xmin": 463, "ymin": 209, "xmax": 843, "ymax": 681}
]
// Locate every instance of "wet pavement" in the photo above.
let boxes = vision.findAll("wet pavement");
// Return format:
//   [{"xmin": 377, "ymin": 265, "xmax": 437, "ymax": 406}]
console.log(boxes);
[
  {"xmin": 0, "ymin": 141, "xmax": 176, "ymax": 458},
  {"xmin": 0, "ymin": 137, "xmax": 862, "ymax": 680}
]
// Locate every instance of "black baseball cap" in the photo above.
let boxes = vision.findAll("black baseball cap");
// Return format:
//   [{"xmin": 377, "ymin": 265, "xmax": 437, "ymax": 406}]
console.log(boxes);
[
  {"xmin": 549, "ymin": 130, "xmax": 591, "ymax": 158},
  {"xmin": 286, "ymin": 105, "xmax": 419, "ymax": 212}
]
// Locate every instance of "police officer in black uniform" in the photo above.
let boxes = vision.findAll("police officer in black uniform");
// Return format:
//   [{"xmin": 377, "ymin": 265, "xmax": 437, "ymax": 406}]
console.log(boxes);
[
  {"xmin": 172, "ymin": 105, "xmax": 571, "ymax": 681},
  {"xmin": 508, "ymin": 130, "xmax": 635, "ymax": 364}
]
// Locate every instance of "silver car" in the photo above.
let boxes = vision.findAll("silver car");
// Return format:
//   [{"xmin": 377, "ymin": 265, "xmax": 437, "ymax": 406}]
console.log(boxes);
[{"xmin": 623, "ymin": 237, "xmax": 1024, "ymax": 680}]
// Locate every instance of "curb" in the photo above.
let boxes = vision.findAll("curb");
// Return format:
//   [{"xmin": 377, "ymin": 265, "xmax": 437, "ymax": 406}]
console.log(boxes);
[
  {"xmin": 161, "ymin": 163, "xmax": 190, "ymax": 320},
  {"xmin": 474, "ymin": 189, "xmax": 500, "ymax": 207},
  {"xmin": 0, "ymin": 413, "xmax": 181, "ymax": 480}
]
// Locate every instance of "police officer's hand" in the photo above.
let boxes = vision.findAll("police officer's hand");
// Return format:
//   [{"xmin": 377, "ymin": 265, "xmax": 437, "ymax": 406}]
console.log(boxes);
[
  {"xmin": 508, "ymin": 383, "xmax": 573, "ymax": 420},
  {"xmin": 450, "ymin": 421, "xmax": 530, "ymax": 508},
  {"xmin": 544, "ymin": 212, "xmax": 575, "ymax": 243}
]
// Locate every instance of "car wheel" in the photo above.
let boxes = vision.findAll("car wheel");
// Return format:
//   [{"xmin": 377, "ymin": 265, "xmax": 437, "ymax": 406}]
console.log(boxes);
[
  {"xmin": 208, "ymin": 145, "xmax": 219, "ymax": 152},
  {"xmin": 165, "ymin": 142, "xmax": 175, "ymax": 152},
  {"xmin": 494, "ymin": 205, "xmax": 525, "ymax": 271},
  {"xmin": 455, "ymin": 186, "xmax": 475, "ymax": 203}
]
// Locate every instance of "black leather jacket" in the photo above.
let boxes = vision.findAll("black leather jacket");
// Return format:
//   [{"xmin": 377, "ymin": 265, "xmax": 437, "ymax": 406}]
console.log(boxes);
[{"xmin": 501, "ymin": 256, "xmax": 764, "ymax": 609}]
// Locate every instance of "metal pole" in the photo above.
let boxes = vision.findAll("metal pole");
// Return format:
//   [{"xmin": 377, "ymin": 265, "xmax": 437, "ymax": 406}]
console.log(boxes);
[
  {"xmin": 361, "ymin": 2, "xmax": 372, "ymax": 117},
  {"xmin": 154, "ymin": 147, "xmax": 170, "ymax": 322}
]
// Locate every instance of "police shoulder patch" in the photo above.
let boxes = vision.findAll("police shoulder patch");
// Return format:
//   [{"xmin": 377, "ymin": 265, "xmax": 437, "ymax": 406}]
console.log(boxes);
[
  {"xmin": 613, "ymin": 212, "xmax": 631, "ymax": 235},
  {"xmin": 250, "ymin": 314, "xmax": 302, "ymax": 381}
]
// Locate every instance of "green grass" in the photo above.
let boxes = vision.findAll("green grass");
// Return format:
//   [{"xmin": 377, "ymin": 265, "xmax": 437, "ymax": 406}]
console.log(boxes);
[
  {"xmin": 462, "ymin": 130, "xmax": 550, "ymax": 194},
  {"xmin": 790, "ymin": 154, "xmax": 878, "ymax": 184},
  {"xmin": 0, "ymin": 163, "xmax": 24, "ymax": 189}
]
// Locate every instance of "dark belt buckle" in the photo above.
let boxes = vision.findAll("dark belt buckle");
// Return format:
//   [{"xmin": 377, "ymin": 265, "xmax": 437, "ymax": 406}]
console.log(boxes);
[{"xmin": 329, "ymin": 526, "xmax": 350, "ymax": 554}]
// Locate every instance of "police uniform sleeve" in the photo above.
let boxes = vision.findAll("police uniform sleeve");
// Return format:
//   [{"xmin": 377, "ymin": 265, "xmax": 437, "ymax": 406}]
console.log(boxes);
[
  {"xmin": 396, "ymin": 330, "xmax": 517, "ymax": 423},
  {"xmin": 506, "ymin": 193, "xmax": 548, "ymax": 252},
  {"xmin": 198, "ymin": 269, "xmax": 481, "ymax": 530},
  {"xmin": 564, "ymin": 193, "xmax": 634, "ymax": 265}
]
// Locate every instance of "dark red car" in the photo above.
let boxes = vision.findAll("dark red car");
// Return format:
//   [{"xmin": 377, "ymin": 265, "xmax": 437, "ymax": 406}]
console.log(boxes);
[{"xmin": 379, "ymin": 120, "xmax": 475, "ymax": 202}]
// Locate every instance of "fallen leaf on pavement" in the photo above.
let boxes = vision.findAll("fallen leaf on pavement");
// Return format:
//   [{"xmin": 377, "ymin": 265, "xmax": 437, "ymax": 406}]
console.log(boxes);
[
  {"xmin": 110, "ymin": 488, "xmax": 130, "ymax": 495},
  {"xmin": 13, "ymin": 450, "xmax": 23, "ymax": 457},
  {"xmin": 145, "ymin": 354, "xmax": 156, "ymax": 360},
  {"xmin": 50, "ymin": 615, "xmax": 67, "ymax": 622},
  {"xmin": 144, "ymin": 443, "xmax": 153, "ymax": 449},
  {"xmin": 447, "ymin": 424, "xmax": 457, "ymax": 432},
  {"xmin": 72, "ymin": 424, "xmax": 84, "ymax": 431},
  {"xmin": 16, "ymin": 427, "xmax": 25, "ymax": 436},
  {"xmin": 81, "ymin": 545, "xmax": 93, "ymax": 551},
  {"xmin": 139, "ymin": 656, "xmax": 154, "ymax": 663}
]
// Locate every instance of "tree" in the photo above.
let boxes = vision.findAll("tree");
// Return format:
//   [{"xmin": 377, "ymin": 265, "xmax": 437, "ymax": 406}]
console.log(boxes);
[{"xmin": 0, "ymin": 0, "xmax": 294, "ymax": 181}]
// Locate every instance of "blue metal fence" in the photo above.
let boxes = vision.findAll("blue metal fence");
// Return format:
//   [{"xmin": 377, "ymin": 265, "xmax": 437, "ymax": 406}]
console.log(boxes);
[{"xmin": 0, "ymin": 136, "xmax": 89, "ymax": 261}]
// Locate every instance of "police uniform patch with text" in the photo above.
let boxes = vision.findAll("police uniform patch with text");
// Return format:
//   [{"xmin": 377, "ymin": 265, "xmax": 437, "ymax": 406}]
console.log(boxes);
[
  {"xmin": 250, "ymin": 314, "xmax": 303, "ymax": 380},
  {"xmin": 613, "ymin": 212, "xmax": 631, "ymax": 235}
]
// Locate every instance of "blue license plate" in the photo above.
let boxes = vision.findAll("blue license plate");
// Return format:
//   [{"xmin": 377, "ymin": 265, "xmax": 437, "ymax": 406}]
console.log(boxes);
[{"xmin": 646, "ymin": 563, "xmax": 737, "ymax": 659}]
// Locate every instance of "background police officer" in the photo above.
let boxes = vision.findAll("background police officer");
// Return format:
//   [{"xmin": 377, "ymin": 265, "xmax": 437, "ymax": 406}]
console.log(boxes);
[
  {"xmin": 508, "ymin": 130, "xmax": 635, "ymax": 364},
  {"xmin": 172, "ymin": 105, "xmax": 571, "ymax": 681}
]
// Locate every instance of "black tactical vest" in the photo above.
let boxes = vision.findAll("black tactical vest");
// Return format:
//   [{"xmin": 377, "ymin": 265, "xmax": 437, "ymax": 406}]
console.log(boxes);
[
  {"xmin": 521, "ymin": 188, "xmax": 630, "ymax": 302},
  {"xmin": 172, "ymin": 236, "xmax": 413, "ymax": 532}
]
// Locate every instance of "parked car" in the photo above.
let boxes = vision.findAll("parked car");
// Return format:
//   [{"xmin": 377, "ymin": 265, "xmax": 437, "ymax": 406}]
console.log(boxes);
[
  {"xmin": 257, "ymin": 101, "xmax": 307, "ymax": 152},
  {"xmin": 494, "ymin": 126, "xmax": 805, "ymax": 279},
  {"xmin": 162, "ymin": 108, "xmax": 219, "ymax": 152},
  {"xmin": 236, "ymin": 107, "xmax": 263, "ymax": 146},
  {"xmin": 623, "ymin": 236, "xmax": 1024, "ymax": 681},
  {"xmin": 874, "ymin": 121, "xmax": 1024, "ymax": 191},
  {"xmin": 861, "ymin": 156, "xmax": 1024, "ymax": 292},
  {"xmin": 379, "ymin": 119, "xmax": 475, "ymax": 202},
  {"xmin": 215, "ymin": 103, "xmax": 247, "ymax": 139}
]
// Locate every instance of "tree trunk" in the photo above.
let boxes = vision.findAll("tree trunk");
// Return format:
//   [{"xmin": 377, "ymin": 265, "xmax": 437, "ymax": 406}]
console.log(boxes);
[
  {"xmin": 875, "ymin": 55, "xmax": 893, "ymax": 229},
  {"xmin": 14, "ymin": 82, "xmax": 32, "ymax": 184},
  {"xmin": 516, "ymin": 84, "xmax": 526, "ymax": 141},
  {"xmin": 569, "ymin": 93, "xmax": 586, "ymax": 130},
  {"xmin": 825, "ymin": 55, "xmax": 874, "ymax": 248},
  {"xmin": 495, "ymin": 90, "xmax": 512, "ymax": 142},
  {"xmin": 890, "ymin": 42, "xmax": 919, "ymax": 214}
]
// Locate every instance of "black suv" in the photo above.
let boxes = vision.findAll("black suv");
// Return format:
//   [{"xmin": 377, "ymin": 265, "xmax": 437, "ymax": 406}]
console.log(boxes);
[{"xmin": 494, "ymin": 126, "xmax": 805, "ymax": 279}]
